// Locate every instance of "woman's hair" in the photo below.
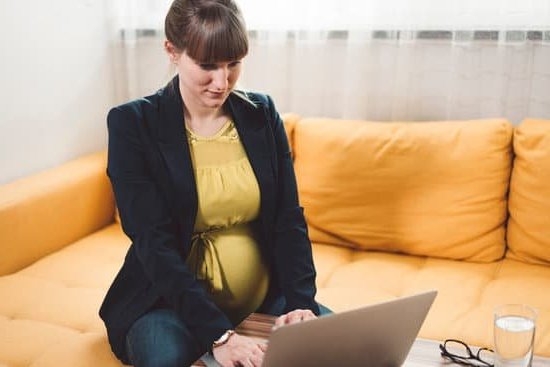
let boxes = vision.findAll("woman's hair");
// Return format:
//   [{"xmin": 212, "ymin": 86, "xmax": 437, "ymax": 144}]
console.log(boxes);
[{"xmin": 165, "ymin": 0, "xmax": 248, "ymax": 63}]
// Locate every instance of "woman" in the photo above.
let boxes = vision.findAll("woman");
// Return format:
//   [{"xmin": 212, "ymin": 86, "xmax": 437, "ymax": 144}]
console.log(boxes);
[{"xmin": 100, "ymin": 0, "xmax": 327, "ymax": 366}]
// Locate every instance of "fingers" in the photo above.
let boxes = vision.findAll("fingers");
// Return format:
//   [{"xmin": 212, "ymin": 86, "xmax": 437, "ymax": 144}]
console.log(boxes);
[
  {"xmin": 248, "ymin": 343, "xmax": 265, "ymax": 367},
  {"xmin": 273, "ymin": 315, "xmax": 286, "ymax": 329},
  {"xmin": 234, "ymin": 343, "xmax": 263, "ymax": 367},
  {"xmin": 237, "ymin": 356, "xmax": 261, "ymax": 367},
  {"xmin": 213, "ymin": 333, "xmax": 265, "ymax": 367},
  {"xmin": 273, "ymin": 309, "xmax": 318, "ymax": 330},
  {"xmin": 258, "ymin": 342, "xmax": 268, "ymax": 352},
  {"xmin": 235, "ymin": 358, "xmax": 254, "ymax": 367},
  {"xmin": 299, "ymin": 309, "xmax": 316, "ymax": 322},
  {"xmin": 293, "ymin": 309, "xmax": 316, "ymax": 322}
]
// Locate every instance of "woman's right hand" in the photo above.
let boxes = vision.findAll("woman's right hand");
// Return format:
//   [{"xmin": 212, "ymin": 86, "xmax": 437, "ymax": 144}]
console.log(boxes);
[{"xmin": 212, "ymin": 332, "xmax": 267, "ymax": 367}]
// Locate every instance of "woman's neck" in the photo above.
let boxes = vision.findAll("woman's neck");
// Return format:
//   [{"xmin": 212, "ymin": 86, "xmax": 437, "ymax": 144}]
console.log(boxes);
[
  {"xmin": 179, "ymin": 82, "xmax": 231, "ymax": 136},
  {"xmin": 183, "ymin": 101, "xmax": 229, "ymax": 137}
]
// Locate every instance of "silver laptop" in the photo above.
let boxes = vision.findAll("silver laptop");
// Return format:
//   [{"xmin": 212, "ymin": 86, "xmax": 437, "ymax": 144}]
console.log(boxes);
[
  {"xmin": 200, "ymin": 290, "xmax": 437, "ymax": 367},
  {"xmin": 262, "ymin": 290, "xmax": 437, "ymax": 367}
]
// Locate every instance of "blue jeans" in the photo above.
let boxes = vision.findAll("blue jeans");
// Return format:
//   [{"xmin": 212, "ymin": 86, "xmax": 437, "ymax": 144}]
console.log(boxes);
[
  {"xmin": 125, "ymin": 303, "xmax": 332, "ymax": 367},
  {"xmin": 125, "ymin": 308, "xmax": 203, "ymax": 367}
]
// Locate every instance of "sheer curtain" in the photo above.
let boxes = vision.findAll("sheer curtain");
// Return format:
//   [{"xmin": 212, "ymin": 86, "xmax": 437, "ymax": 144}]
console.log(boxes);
[{"xmin": 108, "ymin": 0, "xmax": 550, "ymax": 123}]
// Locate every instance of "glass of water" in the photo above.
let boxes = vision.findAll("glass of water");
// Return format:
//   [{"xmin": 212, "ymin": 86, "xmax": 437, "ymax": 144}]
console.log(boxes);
[{"xmin": 494, "ymin": 304, "xmax": 537, "ymax": 367}]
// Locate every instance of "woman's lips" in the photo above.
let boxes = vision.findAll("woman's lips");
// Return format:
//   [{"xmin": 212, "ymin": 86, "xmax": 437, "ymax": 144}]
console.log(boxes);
[{"xmin": 206, "ymin": 90, "xmax": 226, "ymax": 98}]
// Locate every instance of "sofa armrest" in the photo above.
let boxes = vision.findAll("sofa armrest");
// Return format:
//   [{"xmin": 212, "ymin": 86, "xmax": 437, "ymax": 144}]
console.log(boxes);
[{"xmin": 0, "ymin": 151, "xmax": 115, "ymax": 275}]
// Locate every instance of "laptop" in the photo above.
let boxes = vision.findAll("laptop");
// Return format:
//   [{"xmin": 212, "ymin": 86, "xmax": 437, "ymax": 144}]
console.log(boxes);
[
  {"xmin": 200, "ymin": 290, "xmax": 437, "ymax": 367},
  {"xmin": 263, "ymin": 290, "xmax": 437, "ymax": 367}
]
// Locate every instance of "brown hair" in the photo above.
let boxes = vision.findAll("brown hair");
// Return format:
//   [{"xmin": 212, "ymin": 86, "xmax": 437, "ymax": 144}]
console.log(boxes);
[{"xmin": 165, "ymin": 0, "xmax": 248, "ymax": 63}]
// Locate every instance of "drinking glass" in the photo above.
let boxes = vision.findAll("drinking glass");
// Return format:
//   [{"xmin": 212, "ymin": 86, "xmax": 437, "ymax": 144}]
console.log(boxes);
[{"xmin": 494, "ymin": 304, "xmax": 537, "ymax": 367}]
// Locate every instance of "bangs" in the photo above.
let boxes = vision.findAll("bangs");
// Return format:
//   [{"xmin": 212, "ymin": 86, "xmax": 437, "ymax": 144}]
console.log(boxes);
[{"xmin": 185, "ymin": 7, "xmax": 248, "ymax": 63}]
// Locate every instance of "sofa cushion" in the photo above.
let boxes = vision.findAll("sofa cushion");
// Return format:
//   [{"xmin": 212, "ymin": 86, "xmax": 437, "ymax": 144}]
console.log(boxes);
[
  {"xmin": 281, "ymin": 113, "xmax": 300, "ymax": 149},
  {"xmin": 507, "ymin": 119, "xmax": 550, "ymax": 265},
  {"xmin": 312, "ymin": 243, "xmax": 550, "ymax": 357},
  {"xmin": 0, "ymin": 224, "xmax": 128, "ymax": 367},
  {"xmin": 293, "ymin": 118, "xmax": 513, "ymax": 262},
  {"xmin": 282, "ymin": 113, "xmax": 300, "ymax": 162},
  {"xmin": 0, "ymin": 151, "xmax": 115, "ymax": 275}
]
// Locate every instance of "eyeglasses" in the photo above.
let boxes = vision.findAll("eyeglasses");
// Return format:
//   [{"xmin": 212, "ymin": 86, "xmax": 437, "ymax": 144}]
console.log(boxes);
[{"xmin": 439, "ymin": 339, "xmax": 494, "ymax": 367}]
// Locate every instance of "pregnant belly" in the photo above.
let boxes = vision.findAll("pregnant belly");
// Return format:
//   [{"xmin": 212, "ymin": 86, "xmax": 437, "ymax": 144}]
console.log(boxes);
[{"xmin": 191, "ymin": 223, "xmax": 269, "ymax": 324}]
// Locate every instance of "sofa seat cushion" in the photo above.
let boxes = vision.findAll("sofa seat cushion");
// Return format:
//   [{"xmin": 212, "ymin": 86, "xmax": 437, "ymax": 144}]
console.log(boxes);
[
  {"xmin": 507, "ymin": 119, "xmax": 550, "ymax": 265},
  {"xmin": 313, "ymin": 243, "xmax": 550, "ymax": 357},
  {"xmin": 0, "ymin": 224, "xmax": 128, "ymax": 367}
]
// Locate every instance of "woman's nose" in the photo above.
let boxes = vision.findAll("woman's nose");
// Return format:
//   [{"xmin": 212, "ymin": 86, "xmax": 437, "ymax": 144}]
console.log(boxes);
[{"xmin": 212, "ymin": 67, "xmax": 229, "ymax": 91}]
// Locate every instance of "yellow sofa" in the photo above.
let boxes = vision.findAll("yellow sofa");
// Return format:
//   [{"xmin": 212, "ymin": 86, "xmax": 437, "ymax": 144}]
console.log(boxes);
[{"xmin": 1, "ymin": 116, "xmax": 549, "ymax": 366}]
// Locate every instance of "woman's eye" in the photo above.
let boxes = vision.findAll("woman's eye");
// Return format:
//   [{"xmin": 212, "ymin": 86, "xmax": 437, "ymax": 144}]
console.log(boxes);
[{"xmin": 199, "ymin": 61, "xmax": 241, "ymax": 70}]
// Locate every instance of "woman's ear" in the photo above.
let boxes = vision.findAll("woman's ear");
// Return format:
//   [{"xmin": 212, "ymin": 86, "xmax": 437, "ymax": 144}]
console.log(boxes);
[{"xmin": 164, "ymin": 40, "xmax": 180, "ymax": 64}]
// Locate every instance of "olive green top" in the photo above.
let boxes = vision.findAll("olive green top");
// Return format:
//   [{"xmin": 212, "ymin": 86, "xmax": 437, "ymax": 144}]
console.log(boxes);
[{"xmin": 185, "ymin": 120, "xmax": 269, "ymax": 324}]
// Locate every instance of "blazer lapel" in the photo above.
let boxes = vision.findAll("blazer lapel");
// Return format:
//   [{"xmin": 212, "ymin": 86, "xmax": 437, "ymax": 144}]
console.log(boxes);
[
  {"xmin": 156, "ymin": 77, "xmax": 198, "ymax": 245},
  {"xmin": 227, "ymin": 94, "xmax": 277, "ymax": 236}
]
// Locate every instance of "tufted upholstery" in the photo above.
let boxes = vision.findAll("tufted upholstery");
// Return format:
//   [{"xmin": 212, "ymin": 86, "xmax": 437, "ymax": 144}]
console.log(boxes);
[
  {"xmin": 1, "ymin": 117, "xmax": 550, "ymax": 366},
  {"xmin": 0, "ymin": 224, "xmax": 128, "ymax": 367},
  {"xmin": 313, "ymin": 246, "xmax": 550, "ymax": 356}
]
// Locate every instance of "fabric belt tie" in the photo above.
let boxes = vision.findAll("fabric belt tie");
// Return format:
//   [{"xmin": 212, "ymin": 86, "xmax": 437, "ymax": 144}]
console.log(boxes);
[{"xmin": 188, "ymin": 227, "xmax": 223, "ymax": 292}]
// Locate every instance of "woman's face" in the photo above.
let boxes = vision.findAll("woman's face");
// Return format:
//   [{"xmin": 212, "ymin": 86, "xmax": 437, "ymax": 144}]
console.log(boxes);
[{"xmin": 172, "ymin": 47, "xmax": 243, "ymax": 111}]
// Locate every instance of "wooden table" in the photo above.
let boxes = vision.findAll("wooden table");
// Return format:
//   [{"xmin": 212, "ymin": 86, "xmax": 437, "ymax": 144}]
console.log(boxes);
[{"xmin": 194, "ymin": 313, "xmax": 550, "ymax": 366}]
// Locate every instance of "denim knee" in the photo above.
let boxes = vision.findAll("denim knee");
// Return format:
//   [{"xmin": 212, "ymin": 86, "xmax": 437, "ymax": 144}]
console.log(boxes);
[{"xmin": 126, "ymin": 308, "xmax": 203, "ymax": 367}]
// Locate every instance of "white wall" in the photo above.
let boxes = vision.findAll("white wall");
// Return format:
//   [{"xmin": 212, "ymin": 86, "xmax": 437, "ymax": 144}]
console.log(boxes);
[{"xmin": 0, "ymin": 0, "xmax": 115, "ymax": 184}]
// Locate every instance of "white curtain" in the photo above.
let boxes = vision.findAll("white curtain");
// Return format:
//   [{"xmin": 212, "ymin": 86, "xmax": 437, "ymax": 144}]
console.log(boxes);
[{"xmin": 108, "ymin": 0, "xmax": 550, "ymax": 123}]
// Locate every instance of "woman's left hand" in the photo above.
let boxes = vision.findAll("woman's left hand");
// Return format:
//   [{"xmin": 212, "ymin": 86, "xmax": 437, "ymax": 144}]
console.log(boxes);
[{"xmin": 273, "ymin": 309, "xmax": 317, "ymax": 331}]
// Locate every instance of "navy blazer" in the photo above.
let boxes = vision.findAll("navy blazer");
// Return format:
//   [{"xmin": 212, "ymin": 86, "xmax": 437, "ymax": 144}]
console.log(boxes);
[{"xmin": 99, "ymin": 76, "xmax": 319, "ymax": 362}]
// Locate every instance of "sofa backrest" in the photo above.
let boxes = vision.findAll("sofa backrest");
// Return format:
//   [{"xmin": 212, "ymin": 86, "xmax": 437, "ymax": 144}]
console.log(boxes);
[
  {"xmin": 507, "ymin": 118, "xmax": 550, "ymax": 265},
  {"xmin": 281, "ymin": 113, "xmax": 300, "ymax": 153},
  {"xmin": 291, "ymin": 118, "xmax": 513, "ymax": 262},
  {"xmin": 0, "ymin": 151, "xmax": 115, "ymax": 275}
]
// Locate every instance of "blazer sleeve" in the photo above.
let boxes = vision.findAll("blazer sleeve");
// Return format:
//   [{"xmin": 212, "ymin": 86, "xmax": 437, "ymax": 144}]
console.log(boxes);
[
  {"xmin": 106, "ymin": 103, "xmax": 233, "ymax": 349},
  {"xmin": 264, "ymin": 95, "xmax": 320, "ymax": 315}
]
